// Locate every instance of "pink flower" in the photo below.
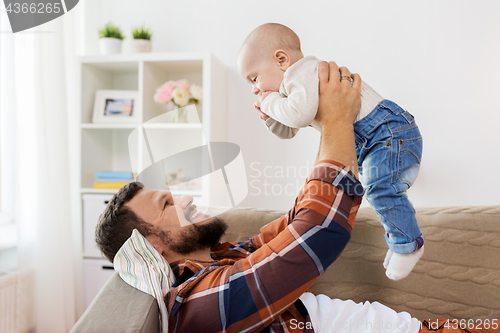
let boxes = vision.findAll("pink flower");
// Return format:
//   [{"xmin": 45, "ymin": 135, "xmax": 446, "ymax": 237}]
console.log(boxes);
[
  {"xmin": 160, "ymin": 81, "xmax": 177, "ymax": 97},
  {"xmin": 158, "ymin": 90, "xmax": 172, "ymax": 103},
  {"xmin": 154, "ymin": 80, "xmax": 177, "ymax": 104},
  {"xmin": 177, "ymin": 79, "xmax": 192, "ymax": 91},
  {"xmin": 154, "ymin": 80, "xmax": 201, "ymax": 106}
]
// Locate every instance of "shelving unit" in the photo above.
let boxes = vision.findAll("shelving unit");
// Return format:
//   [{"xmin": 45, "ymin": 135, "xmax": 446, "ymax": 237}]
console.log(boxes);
[
  {"xmin": 78, "ymin": 52, "xmax": 227, "ymax": 199},
  {"xmin": 74, "ymin": 52, "xmax": 227, "ymax": 310}
]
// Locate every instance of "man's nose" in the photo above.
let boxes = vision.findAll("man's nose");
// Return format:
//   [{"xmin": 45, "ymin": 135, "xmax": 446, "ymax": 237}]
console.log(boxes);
[{"xmin": 173, "ymin": 195, "xmax": 194, "ymax": 209}]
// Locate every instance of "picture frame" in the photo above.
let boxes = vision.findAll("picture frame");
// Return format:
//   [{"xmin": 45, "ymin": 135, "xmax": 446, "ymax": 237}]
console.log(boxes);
[{"xmin": 92, "ymin": 90, "xmax": 140, "ymax": 123}]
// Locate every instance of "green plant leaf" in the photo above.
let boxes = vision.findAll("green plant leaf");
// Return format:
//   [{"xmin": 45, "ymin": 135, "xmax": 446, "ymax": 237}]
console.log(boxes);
[
  {"xmin": 98, "ymin": 22, "xmax": 125, "ymax": 40},
  {"xmin": 132, "ymin": 26, "xmax": 152, "ymax": 40}
]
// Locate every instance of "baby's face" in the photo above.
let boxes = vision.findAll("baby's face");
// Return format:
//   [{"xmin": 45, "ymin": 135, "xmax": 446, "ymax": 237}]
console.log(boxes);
[{"xmin": 237, "ymin": 47, "xmax": 284, "ymax": 101}]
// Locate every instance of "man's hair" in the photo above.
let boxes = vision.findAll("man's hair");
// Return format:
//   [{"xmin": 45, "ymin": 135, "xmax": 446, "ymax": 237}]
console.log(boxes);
[{"xmin": 95, "ymin": 181, "xmax": 154, "ymax": 262}]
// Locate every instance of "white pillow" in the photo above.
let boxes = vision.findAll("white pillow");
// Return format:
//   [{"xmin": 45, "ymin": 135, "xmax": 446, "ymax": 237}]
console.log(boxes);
[{"xmin": 114, "ymin": 229, "xmax": 176, "ymax": 333}]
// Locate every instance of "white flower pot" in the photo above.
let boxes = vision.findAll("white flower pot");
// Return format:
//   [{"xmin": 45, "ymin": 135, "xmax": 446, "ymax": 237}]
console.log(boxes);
[
  {"xmin": 131, "ymin": 39, "xmax": 152, "ymax": 53},
  {"xmin": 99, "ymin": 38, "xmax": 122, "ymax": 55}
]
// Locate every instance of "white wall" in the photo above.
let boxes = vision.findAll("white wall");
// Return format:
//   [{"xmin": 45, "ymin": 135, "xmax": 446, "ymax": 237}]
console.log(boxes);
[{"xmin": 81, "ymin": 0, "xmax": 500, "ymax": 211}]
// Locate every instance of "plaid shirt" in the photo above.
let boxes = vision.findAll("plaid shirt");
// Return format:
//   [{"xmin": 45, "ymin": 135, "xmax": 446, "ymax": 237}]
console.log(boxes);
[{"xmin": 165, "ymin": 160, "xmax": 364, "ymax": 333}]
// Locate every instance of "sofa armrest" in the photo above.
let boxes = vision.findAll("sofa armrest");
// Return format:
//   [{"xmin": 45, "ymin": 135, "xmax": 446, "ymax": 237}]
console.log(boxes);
[{"xmin": 71, "ymin": 273, "xmax": 158, "ymax": 333}]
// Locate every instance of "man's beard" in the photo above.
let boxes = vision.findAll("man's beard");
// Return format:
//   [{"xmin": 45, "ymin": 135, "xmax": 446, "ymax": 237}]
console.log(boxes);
[{"xmin": 154, "ymin": 217, "xmax": 228, "ymax": 255}]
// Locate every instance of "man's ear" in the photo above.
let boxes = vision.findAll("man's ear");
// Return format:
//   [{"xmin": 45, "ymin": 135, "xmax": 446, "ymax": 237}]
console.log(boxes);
[
  {"xmin": 274, "ymin": 50, "xmax": 291, "ymax": 71},
  {"xmin": 145, "ymin": 235, "xmax": 165, "ymax": 256}
]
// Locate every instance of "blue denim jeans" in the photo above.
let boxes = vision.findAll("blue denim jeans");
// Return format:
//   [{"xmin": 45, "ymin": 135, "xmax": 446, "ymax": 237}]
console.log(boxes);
[{"xmin": 354, "ymin": 100, "xmax": 424, "ymax": 253}]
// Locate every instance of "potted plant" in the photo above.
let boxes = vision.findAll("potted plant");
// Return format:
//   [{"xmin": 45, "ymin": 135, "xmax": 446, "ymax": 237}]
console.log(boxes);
[
  {"xmin": 131, "ymin": 26, "xmax": 152, "ymax": 53},
  {"xmin": 98, "ymin": 22, "xmax": 125, "ymax": 55}
]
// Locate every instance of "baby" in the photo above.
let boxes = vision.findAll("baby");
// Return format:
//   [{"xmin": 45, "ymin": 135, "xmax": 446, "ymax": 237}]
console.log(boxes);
[{"xmin": 238, "ymin": 23, "xmax": 424, "ymax": 280}]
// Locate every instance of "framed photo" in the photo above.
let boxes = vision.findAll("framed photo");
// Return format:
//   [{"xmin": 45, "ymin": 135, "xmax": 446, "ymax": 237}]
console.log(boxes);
[{"xmin": 92, "ymin": 90, "xmax": 140, "ymax": 123}]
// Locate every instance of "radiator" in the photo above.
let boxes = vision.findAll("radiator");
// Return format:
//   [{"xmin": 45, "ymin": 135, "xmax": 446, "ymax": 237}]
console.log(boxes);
[
  {"xmin": 0, "ymin": 271, "xmax": 33, "ymax": 333},
  {"xmin": 0, "ymin": 273, "xmax": 16, "ymax": 333}
]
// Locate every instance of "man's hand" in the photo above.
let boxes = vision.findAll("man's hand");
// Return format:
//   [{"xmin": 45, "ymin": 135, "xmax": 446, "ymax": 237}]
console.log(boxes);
[
  {"xmin": 314, "ymin": 62, "xmax": 361, "ymax": 128},
  {"xmin": 315, "ymin": 61, "xmax": 361, "ymax": 177}
]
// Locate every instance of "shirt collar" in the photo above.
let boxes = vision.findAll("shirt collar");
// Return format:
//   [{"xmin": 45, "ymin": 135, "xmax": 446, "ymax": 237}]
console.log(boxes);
[{"xmin": 170, "ymin": 258, "xmax": 214, "ymax": 278}]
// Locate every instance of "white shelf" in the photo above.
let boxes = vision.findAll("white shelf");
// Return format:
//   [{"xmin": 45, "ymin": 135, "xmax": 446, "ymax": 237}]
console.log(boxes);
[
  {"xmin": 81, "ymin": 123, "xmax": 138, "ymax": 129},
  {"xmin": 79, "ymin": 52, "xmax": 211, "ymax": 64},
  {"xmin": 83, "ymin": 253, "xmax": 107, "ymax": 259},
  {"xmin": 81, "ymin": 123, "xmax": 202, "ymax": 130},
  {"xmin": 81, "ymin": 188, "xmax": 119, "ymax": 194},
  {"xmin": 77, "ymin": 52, "xmax": 228, "ymax": 196},
  {"xmin": 143, "ymin": 123, "xmax": 202, "ymax": 129}
]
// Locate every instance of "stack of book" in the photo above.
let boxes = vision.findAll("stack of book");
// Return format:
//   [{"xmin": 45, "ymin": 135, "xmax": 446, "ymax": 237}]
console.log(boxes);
[{"xmin": 94, "ymin": 171, "xmax": 135, "ymax": 189}]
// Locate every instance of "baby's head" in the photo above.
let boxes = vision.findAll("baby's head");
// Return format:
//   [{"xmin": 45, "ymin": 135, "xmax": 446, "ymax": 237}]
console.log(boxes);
[{"xmin": 237, "ymin": 23, "xmax": 304, "ymax": 98}]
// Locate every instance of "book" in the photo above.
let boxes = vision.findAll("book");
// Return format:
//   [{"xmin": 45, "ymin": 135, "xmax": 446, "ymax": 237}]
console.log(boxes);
[
  {"xmin": 94, "ymin": 171, "xmax": 135, "ymax": 180},
  {"xmin": 93, "ymin": 182, "xmax": 130, "ymax": 189},
  {"xmin": 94, "ymin": 178, "xmax": 135, "ymax": 183}
]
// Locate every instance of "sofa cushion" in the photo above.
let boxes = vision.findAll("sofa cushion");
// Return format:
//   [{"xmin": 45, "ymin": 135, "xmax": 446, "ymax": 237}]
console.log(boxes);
[{"xmin": 70, "ymin": 273, "xmax": 158, "ymax": 333}]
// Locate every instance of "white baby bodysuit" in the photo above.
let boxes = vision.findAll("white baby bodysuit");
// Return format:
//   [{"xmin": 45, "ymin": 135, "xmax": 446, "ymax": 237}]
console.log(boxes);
[{"xmin": 260, "ymin": 56, "xmax": 384, "ymax": 139}]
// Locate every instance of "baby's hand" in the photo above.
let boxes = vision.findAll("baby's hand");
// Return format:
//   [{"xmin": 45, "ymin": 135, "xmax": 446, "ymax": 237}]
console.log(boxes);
[
  {"xmin": 260, "ymin": 91, "xmax": 272, "ymax": 101},
  {"xmin": 254, "ymin": 91, "xmax": 273, "ymax": 120},
  {"xmin": 253, "ymin": 91, "xmax": 273, "ymax": 120},
  {"xmin": 254, "ymin": 101, "xmax": 270, "ymax": 120}
]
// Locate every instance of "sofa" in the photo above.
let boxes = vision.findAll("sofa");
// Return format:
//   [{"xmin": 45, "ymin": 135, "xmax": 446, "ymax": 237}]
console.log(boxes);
[{"xmin": 70, "ymin": 205, "xmax": 500, "ymax": 332}]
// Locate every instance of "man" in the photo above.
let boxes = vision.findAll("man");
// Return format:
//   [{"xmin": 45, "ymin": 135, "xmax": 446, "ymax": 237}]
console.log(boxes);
[
  {"xmin": 95, "ymin": 60, "xmax": 360, "ymax": 333},
  {"xmin": 95, "ymin": 63, "xmax": 493, "ymax": 333}
]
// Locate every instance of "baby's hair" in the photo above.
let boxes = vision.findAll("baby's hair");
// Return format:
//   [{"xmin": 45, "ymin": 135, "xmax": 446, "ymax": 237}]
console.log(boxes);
[{"xmin": 242, "ymin": 23, "xmax": 302, "ymax": 60}]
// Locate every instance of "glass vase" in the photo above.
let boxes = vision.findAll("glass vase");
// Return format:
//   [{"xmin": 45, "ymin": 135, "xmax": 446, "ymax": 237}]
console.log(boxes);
[{"xmin": 173, "ymin": 105, "xmax": 188, "ymax": 123}]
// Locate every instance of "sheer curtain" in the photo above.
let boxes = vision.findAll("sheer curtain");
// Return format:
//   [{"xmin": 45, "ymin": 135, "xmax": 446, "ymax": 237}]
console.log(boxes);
[{"xmin": 1, "ymin": 9, "xmax": 80, "ymax": 333}]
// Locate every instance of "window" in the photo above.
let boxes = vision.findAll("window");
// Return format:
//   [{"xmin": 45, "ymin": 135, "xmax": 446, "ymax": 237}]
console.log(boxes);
[
  {"xmin": 0, "ymin": 83, "xmax": 18, "ymax": 273},
  {"xmin": 0, "ymin": 10, "xmax": 18, "ymax": 273}
]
